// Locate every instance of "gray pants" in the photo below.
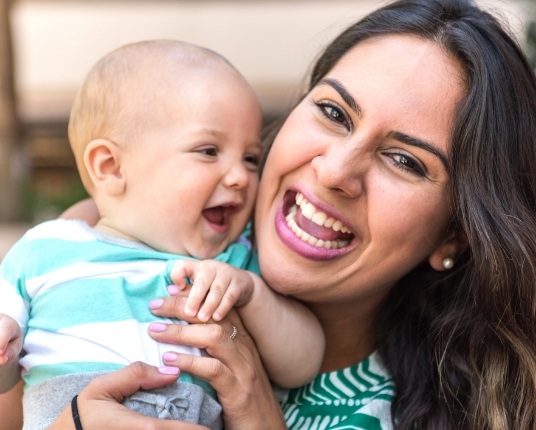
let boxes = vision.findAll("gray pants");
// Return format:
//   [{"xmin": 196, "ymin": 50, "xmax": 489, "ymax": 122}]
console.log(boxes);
[{"xmin": 23, "ymin": 371, "xmax": 222, "ymax": 430}]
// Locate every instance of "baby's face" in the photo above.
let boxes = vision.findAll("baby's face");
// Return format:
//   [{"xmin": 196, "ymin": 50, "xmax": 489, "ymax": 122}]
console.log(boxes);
[{"xmin": 117, "ymin": 69, "xmax": 262, "ymax": 258}]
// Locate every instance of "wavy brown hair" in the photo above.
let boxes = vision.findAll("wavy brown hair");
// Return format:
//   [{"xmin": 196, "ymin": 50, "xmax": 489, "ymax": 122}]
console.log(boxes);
[{"xmin": 266, "ymin": 0, "xmax": 536, "ymax": 428}]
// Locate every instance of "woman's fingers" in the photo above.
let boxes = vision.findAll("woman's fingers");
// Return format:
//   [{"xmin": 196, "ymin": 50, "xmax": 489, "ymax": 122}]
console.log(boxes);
[
  {"xmin": 49, "ymin": 362, "xmax": 208, "ymax": 430},
  {"xmin": 149, "ymin": 317, "xmax": 240, "ymax": 358},
  {"xmin": 81, "ymin": 361, "xmax": 180, "ymax": 402},
  {"xmin": 149, "ymin": 294, "xmax": 247, "ymax": 368},
  {"xmin": 162, "ymin": 352, "xmax": 233, "ymax": 391},
  {"xmin": 150, "ymin": 293, "xmax": 202, "ymax": 323},
  {"xmin": 155, "ymin": 325, "xmax": 286, "ymax": 430},
  {"xmin": 148, "ymin": 295, "xmax": 286, "ymax": 428}
]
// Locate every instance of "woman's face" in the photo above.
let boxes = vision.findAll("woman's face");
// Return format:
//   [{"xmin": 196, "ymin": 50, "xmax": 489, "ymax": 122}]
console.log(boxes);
[{"xmin": 255, "ymin": 34, "xmax": 466, "ymax": 307}]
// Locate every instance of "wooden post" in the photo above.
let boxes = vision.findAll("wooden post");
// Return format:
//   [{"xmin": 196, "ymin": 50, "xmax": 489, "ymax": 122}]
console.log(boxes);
[{"xmin": 0, "ymin": 0, "xmax": 24, "ymax": 221}]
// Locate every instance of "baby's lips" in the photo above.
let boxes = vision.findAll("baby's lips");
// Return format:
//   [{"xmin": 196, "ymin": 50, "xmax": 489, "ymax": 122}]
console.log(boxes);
[
  {"xmin": 202, "ymin": 204, "xmax": 241, "ymax": 226},
  {"xmin": 202, "ymin": 206, "xmax": 225, "ymax": 225}
]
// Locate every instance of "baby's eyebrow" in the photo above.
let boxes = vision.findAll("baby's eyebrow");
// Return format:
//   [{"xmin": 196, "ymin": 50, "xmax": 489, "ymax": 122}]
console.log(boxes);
[
  {"xmin": 318, "ymin": 78, "xmax": 362, "ymax": 118},
  {"xmin": 194, "ymin": 128, "xmax": 225, "ymax": 138}
]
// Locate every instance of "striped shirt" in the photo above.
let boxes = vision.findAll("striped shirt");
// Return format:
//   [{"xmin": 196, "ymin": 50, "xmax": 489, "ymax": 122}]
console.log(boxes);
[
  {"xmin": 0, "ymin": 219, "xmax": 257, "ymax": 391},
  {"xmin": 279, "ymin": 352, "xmax": 395, "ymax": 429}
]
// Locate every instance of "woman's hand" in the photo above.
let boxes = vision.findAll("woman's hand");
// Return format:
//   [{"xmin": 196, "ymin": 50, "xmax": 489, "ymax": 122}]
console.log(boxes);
[
  {"xmin": 48, "ymin": 362, "xmax": 208, "ymax": 430},
  {"xmin": 149, "ymin": 292, "xmax": 287, "ymax": 430},
  {"xmin": 60, "ymin": 198, "xmax": 100, "ymax": 226}
]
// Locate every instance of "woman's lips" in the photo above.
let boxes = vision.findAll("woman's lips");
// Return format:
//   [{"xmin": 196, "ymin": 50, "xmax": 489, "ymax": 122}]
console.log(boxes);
[{"xmin": 275, "ymin": 191, "xmax": 356, "ymax": 260}]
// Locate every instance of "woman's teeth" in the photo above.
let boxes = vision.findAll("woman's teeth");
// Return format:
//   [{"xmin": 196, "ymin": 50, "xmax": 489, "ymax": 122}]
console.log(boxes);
[
  {"xmin": 296, "ymin": 193, "xmax": 351, "ymax": 233},
  {"xmin": 285, "ymin": 192, "xmax": 351, "ymax": 249}
]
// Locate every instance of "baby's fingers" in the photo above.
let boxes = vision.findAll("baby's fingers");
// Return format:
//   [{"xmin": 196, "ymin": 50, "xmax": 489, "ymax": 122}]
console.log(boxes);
[
  {"xmin": 0, "ymin": 331, "xmax": 10, "ymax": 355},
  {"xmin": 170, "ymin": 260, "xmax": 193, "ymax": 290},
  {"xmin": 0, "ymin": 338, "xmax": 22, "ymax": 366},
  {"xmin": 0, "ymin": 342, "xmax": 21, "ymax": 365},
  {"xmin": 211, "ymin": 295, "xmax": 237, "ymax": 322},
  {"xmin": 0, "ymin": 353, "xmax": 9, "ymax": 365},
  {"xmin": 185, "ymin": 268, "xmax": 217, "ymax": 319},
  {"xmin": 197, "ymin": 271, "xmax": 235, "ymax": 321},
  {"xmin": 0, "ymin": 316, "xmax": 22, "ymax": 363}
]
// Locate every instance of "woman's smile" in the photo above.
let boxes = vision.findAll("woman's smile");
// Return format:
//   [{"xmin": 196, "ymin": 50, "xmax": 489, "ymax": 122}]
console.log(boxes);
[
  {"xmin": 277, "ymin": 190, "xmax": 356, "ymax": 259},
  {"xmin": 256, "ymin": 34, "xmax": 462, "ymax": 300}
]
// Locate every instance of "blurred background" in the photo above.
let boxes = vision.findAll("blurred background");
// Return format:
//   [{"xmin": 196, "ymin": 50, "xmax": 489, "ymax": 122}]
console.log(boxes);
[{"xmin": 0, "ymin": 0, "xmax": 534, "ymax": 254}]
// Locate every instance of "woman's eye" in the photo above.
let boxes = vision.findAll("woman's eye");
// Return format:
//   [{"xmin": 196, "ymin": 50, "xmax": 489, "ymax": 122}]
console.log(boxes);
[
  {"xmin": 387, "ymin": 152, "xmax": 426, "ymax": 177},
  {"xmin": 315, "ymin": 101, "xmax": 351, "ymax": 130}
]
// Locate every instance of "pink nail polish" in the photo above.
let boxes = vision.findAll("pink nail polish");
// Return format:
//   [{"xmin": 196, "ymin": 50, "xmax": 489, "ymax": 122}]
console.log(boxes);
[
  {"xmin": 167, "ymin": 285, "xmax": 180, "ymax": 296},
  {"xmin": 163, "ymin": 351, "xmax": 179, "ymax": 362},
  {"xmin": 149, "ymin": 299, "xmax": 164, "ymax": 310},
  {"xmin": 149, "ymin": 322, "xmax": 167, "ymax": 332},
  {"xmin": 158, "ymin": 366, "xmax": 180, "ymax": 375}
]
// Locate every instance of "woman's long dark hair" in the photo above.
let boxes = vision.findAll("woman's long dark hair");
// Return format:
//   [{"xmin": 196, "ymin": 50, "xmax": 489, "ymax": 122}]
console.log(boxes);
[{"xmin": 284, "ymin": 0, "xmax": 536, "ymax": 428}]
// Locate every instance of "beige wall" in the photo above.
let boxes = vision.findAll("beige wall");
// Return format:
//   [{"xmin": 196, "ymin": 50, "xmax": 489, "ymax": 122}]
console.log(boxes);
[{"xmin": 12, "ymin": 0, "xmax": 535, "ymax": 118}]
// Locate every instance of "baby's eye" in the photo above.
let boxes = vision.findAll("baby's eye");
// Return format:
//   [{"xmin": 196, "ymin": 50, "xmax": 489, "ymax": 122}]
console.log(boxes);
[
  {"xmin": 198, "ymin": 147, "xmax": 217, "ymax": 157},
  {"xmin": 244, "ymin": 154, "xmax": 260, "ymax": 170},
  {"xmin": 315, "ymin": 101, "xmax": 352, "ymax": 130}
]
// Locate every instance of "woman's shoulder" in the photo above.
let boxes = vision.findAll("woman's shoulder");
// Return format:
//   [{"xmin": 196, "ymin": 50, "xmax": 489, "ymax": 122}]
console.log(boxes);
[{"xmin": 278, "ymin": 352, "xmax": 395, "ymax": 429}]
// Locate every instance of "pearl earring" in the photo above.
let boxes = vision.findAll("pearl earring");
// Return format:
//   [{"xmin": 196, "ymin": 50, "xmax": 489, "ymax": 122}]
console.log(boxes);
[{"xmin": 442, "ymin": 258, "xmax": 454, "ymax": 270}]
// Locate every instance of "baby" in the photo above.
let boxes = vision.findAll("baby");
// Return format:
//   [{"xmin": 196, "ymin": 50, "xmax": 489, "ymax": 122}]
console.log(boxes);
[{"xmin": 0, "ymin": 40, "xmax": 324, "ymax": 429}]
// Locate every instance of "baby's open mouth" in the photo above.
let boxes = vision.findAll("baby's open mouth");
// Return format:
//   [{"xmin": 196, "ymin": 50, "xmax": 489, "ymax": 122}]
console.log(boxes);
[
  {"xmin": 283, "ymin": 192, "xmax": 354, "ymax": 249},
  {"xmin": 202, "ymin": 205, "xmax": 237, "ymax": 226}
]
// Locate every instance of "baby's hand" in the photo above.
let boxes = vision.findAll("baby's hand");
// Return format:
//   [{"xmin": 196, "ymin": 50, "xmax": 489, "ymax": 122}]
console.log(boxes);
[
  {"xmin": 0, "ymin": 314, "xmax": 22, "ymax": 366},
  {"xmin": 170, "ymin": 260, "xmax": 254, "ymax": 322}
]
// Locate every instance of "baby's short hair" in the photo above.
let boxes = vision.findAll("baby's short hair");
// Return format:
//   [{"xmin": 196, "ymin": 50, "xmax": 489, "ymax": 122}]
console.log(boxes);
[{"xmin": 68, "ymin": 40, "xmax": 239, "ymax": 191}]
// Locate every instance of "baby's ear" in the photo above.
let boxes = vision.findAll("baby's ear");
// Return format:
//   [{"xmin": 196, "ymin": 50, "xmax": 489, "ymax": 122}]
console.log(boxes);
[
  {"xmin": 84, "ymin": 139, "xmax": 125, "ymax": 196},
  {"xmin": 428, "ymin": 228, "xmax": 469, "ymax": 271}
]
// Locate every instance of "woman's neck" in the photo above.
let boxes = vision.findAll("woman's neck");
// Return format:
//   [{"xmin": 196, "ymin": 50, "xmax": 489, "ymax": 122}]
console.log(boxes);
[{"xmin": 308, "ymin": 297, "xmax": 383, "ymax": 373}]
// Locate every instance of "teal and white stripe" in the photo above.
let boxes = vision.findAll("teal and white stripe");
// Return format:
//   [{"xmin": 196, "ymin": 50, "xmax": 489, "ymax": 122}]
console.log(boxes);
[
  {"xmin": 0, "ymin": 219, "xmax": 255, "ymax": 390},
  {"xmin": 280, "ymin": 352, "xmax": 395, "ymax": 430}
]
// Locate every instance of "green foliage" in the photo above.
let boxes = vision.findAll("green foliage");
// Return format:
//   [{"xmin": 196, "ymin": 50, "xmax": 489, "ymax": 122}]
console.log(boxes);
[{"xmin": 22, "ymin": 174, "xmax": 88, "ymax": 223}]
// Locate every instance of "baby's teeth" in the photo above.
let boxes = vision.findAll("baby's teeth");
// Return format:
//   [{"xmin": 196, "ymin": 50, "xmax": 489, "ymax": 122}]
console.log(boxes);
[
  {"xmin": 332, "ymin": 220, "xmax": 343, "ymax": 232},
  {"xmin": 325, "ymin": 218, "xmax": 335, "ymax": 228}
]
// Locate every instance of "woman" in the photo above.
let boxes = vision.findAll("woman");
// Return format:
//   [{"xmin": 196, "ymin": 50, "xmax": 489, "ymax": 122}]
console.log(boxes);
[{"xmin": 8, "ymin": 0, "xmax": 536, "ymax": 428}]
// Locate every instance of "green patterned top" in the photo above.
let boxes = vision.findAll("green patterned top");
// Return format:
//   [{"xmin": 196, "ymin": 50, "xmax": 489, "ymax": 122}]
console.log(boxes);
[{"xmin": 278, "ymin": 352, "xmax": 395, "ymax": 429}]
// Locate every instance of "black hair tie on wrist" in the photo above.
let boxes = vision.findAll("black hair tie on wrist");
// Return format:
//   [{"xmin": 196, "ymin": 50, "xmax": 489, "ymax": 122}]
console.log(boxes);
[{"xmin": 71, "ymin": 395, "xmax": 83, "ymax": 430}]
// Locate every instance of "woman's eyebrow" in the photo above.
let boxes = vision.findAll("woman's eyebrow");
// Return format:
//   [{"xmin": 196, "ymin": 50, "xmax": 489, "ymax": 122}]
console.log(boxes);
[
  {"xmin": 318, "ymin": 78, "xmax": 449, "ymax": 169},
  {"xmin": 318, "ymin": 78, "xmax": 362, "ymax": 117},
  {"xmin": 389, "ymin": 131, "xmax": 449, "ymax": 169}
]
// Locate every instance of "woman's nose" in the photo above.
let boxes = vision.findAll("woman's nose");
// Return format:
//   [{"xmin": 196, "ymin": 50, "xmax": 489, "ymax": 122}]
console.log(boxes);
[{"xmin": 311, "ymin": 143, "xmax": 365, "ymax": 198}]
